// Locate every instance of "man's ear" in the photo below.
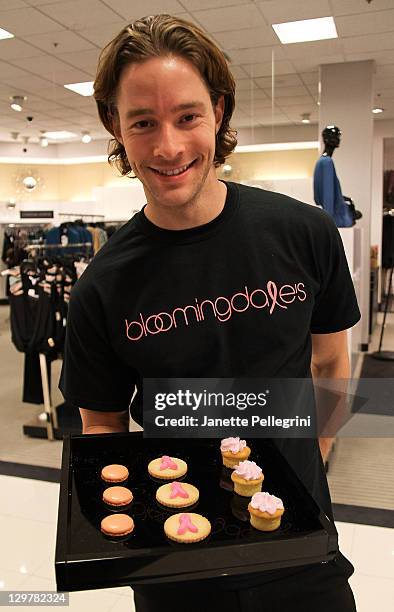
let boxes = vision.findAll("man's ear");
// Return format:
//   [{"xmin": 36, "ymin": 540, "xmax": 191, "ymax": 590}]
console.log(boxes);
[{"xmin": 215, "ymin": 95, "xmax": 225, "ymax": 134}]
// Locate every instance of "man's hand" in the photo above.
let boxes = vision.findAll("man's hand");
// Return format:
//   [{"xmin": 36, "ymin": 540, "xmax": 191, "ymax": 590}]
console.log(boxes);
[{"xmin": 79, "ymin": 408, "xmax": 129, "ymax": 434}]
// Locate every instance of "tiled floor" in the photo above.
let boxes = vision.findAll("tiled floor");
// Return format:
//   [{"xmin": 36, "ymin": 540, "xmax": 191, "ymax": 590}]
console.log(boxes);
[{"xmin": 0, "ymin": 475, "xmax": 393, "ymax": 612}]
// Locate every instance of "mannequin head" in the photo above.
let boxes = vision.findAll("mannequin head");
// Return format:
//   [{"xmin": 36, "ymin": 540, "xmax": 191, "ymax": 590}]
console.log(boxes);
[{"xmin": 322, "ymin": 125, "xmax": 341, "ymax": 156}]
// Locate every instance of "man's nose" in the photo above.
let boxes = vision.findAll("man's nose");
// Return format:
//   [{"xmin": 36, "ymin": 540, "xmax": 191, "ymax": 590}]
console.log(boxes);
[{"xmin": 153, "ymin": 123, "xmax": 185, "ymax": 160}]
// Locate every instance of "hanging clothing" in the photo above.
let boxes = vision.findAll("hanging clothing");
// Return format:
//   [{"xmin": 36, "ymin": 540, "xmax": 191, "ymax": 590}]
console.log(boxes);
[{"xmin": 313, "ymin": 155, "xmax": 353, "ymax": 228}]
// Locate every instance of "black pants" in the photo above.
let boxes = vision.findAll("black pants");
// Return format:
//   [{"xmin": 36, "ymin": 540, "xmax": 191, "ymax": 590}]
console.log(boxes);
[{"xmin": 133, "ymin": 554, "xmax": 356, "ymax": 612}]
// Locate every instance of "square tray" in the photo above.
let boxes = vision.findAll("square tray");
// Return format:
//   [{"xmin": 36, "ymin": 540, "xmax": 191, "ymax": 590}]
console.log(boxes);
[{"xmin": 55, "ymin": 433, "xmax": 338, "ymax": 591}]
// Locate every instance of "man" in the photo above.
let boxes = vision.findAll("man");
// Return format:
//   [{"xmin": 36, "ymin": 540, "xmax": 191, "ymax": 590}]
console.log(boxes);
[{"xmin": 60, "ymin": 14, "xmax": 359, "ymax": 612}]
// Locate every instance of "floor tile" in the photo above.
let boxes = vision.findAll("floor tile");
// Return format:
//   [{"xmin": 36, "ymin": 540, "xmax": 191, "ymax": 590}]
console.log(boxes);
[
  {"xmin": 0, "ymin": 476, "xmax": 59, "ymax": 523},
  {"xmin": 108, "ymin": 594, "xmax": 135, "ymax": 612},
  {"xmin": 351, "ymin": 524, "xmax": 394, "ymax": 579},
  {"xmin": 336, "ymin": 521, "xmax": 355, "ymax": 560},
  {"xmin": 0, "ymin": 515, "xmax": 57, "ymax": 575},
  {"xmin": 0, "ymin": 568, "xmax": 30, "ymax": 590},
  {"xmin": 349, "ymin": 572, "xmax": 394, "ymax": 612}
]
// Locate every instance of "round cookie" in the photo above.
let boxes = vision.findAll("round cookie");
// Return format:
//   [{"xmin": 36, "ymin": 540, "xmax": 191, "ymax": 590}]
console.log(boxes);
[
  {"xmin": 100, "ymin": 514, "xmax": 134, "ymax": 537},
  {"xmin": 148, "ymin": 455, "xmax": 187, "ymax": 480},
  {"xmin": 101, "ymin": 464, "xmax": 129, "ymax": 483},
  {"xmin": 156, "ymin": 482, "xmax": 199, "ymax": 508},
  {"xmin": 164, "ymin": 512, "xmax": 211, "ymax": 543},
  {"xmin": 103, "ymin": 486, "xmax": 133, "ymax": 508}
]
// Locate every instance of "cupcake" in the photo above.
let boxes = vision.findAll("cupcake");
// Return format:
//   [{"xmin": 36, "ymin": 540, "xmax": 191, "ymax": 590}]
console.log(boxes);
[
  {"xmin": 220, "ymin": 437, "xmax": 251, "ymax": 468},
  {"xmin": 248, "ymin": 492, "xmax": 284, "ymax": 531},
  {"xmin": 231, "ymin": 460, "xmax": 264, "ymax": 497}
]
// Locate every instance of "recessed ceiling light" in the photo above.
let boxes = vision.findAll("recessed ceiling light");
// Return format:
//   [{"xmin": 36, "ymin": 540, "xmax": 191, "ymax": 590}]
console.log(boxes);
[
  {"xmin": 0, "ymin": 27, "xmax": 14, "ymax": 40},
  {"xmin": 272, "ymin": 17, "xmax": 338, "ymax": 44},
  {"xmin": 64, "ymin": 81, "xmax": 94, "ymax": 96},
  {"xmin": 43, "ymin": 131, "xmax": 78, "ymax": 140},
  {"xmin": 372, "ymin": 107, "xmax": 384, "ymax": 114},
  {"xmin": 10, "ymin": 95, "xmax": 26, "ymax": 112},
  {"xmin": 81, "ymin": 131, "xmax": 92, "ymax": 144},
  {"xmin": 301, "ymin": 113, "xmax": 311, "ymax": 124}
]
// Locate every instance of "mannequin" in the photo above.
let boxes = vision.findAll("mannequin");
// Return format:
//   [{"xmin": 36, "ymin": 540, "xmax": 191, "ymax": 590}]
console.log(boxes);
[{"xmin": 313, "ymin": 126, "xmax": 354, "ymax": 228}]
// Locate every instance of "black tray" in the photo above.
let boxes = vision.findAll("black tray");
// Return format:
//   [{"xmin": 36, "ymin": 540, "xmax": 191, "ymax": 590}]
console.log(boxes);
[{"xmin": 55, "ymin": 433, "xmax": 338, "ymax": 591}]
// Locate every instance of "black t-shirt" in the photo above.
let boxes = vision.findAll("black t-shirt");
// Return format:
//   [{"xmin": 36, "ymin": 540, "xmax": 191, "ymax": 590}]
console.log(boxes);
[{"xmin": 59, "ymin": 181, "xmax": 360, "ymax": 585}]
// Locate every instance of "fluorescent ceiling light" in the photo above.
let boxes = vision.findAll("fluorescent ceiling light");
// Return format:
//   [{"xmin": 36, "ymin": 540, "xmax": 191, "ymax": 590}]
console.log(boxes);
[
  {"xmin": 43, "ymin": 131, "xmax": 77, "ymax": 140},
  {"xmin": 273, "ymin": 17, "xmax": 337, "ymax": 44},
  {"xmin": 64, "ymin": 81, "xmax": 94, "ymax": 96},
  {"xmin": 235, "ymin": 142, "xmax": 319, "ymax": 153},
  {"xmin": 0, "ymin": 27, "xmax": 14, "ymax": 40}
]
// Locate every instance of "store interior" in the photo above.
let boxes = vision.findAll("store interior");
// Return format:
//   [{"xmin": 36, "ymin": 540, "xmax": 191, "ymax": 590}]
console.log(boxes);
[{"xmin": 0, "ymin": 1, "xmax": 393, "ymax": 611}]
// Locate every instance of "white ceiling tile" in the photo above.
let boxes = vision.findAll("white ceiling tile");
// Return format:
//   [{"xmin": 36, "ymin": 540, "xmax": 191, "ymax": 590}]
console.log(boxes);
[
  {"xmin": 281, "ymin": 39, "xmax": 343, "ymax": 60},
  {"xmin": 270, "ymin": 95, "xmax": 316, "ymax": 106},
  {"xmin": 376, "ymin": 64, "xmax": 394, "ymax": 77},
  {"xmin": 11, "ymin": 54, "xmax": 82, "ymax": 75},
  {"xmin": 236, "ymin": 78, "xmax": 261, "ymax": 91},
  {"xmin": 75, "ymin": 22, "xmax": 126, "ymax": 48},
  {"xmin": 227, "ymin": 45, "xmax": 286, "ymax": 65},
  {"xmin": 34, "ymin": 86, "xmax": 79, "ymax": 103},
  {"xmin": 0, "ymin": 0, "xmax": 27, "ymax": 8},
  {"xmin": 300, "ymin": 72, "xmax": 319, "ymax": 85},
  {"xmin": 342, "ymin": 32, "xmax": 394, "ymax": 54},
  {"xmin": 214, "ymin": 25, "xmax": 277, "ymax": 50},
  {"xmin": 0, "ymin": 38, "xmax": 46, "ymax": 60},
  {"xmin": 51, "ymin": 68, "xmax": 93, "ymax": 85},
  {"xmin": 22, "ymin": 30, "xmax": 97, "ymax": 54},
  {"xmin": 181, "ymin": 0, "xmax": 251, "ymax": 10},
  {"xmin": 237, "ymin": 99, "xmax": 273, "ymax": 113},
  {"xmin": 253, "ymin": 74, "xmax": 304, "ymax": 88},
  {"xmin": 375, "ymin": 88, "xmax": 394, "ymax": 98},
  {"xmin": 236, "ymin": 87, "xmax": 273, "ymax": 101},
  {"xmin": 228, "ymin": 65, "xmax": 249, "ymax": 79},
  {"xmin": 330, "ymin": 0, "xmax": 394, "ymax": 17},
  {"xmin": 264, "ymin": 85, "xmax": 310, "ymax": 97},
  {"xmin": 305, "ymin": 84, "xmax": 318, "ymax": 97},
  {"xmin": 0, "ymin": 7, "xmax": 64, "ymax": 36},
  {"xmin": 291, "ymin": 55, "xmax": 345, "ymax": 72},
  {"xmin": 39, "ymin": 0, "xmax": 121, "ymax": 31},
  {"xmin": 2, "ymin": 74, "xmax": 54, "ymax": 92},
  {"xmin": 241, "ymin": 60, "xmax": 296, "ymax": 78},
  {"xmin": 102, "ymin": 0, "xmax": 185, "ymax": 20},
  {"xmin": 0, "ymin": 61, "xmax": 32, "ymax": 80},
  {"xmin": 336, "ymin": 9, "xmax": 394, "ymax": 37},
  {"xmin": 345, "ymin": 50, "xmax": 394, "ymax": 65},
  {"xmin": 192, "ymin": 5, "xmax": 266, "ymax": 33},
  {"xmin": 257, "ymin": 0, "xmax": 332, "ymax": 25},
  {"xmin": 23, "ymin": 0, "xmax": 65, "ymax": 4},
  {"xmin": 55, "ymin": 49, "xmax": 101, "ymax": 72}
]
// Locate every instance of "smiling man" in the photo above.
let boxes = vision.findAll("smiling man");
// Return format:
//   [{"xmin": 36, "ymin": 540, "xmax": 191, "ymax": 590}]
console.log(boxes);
[{"xmin": 60, "ymin": 14, "xmax": 360, "ymax": 612}]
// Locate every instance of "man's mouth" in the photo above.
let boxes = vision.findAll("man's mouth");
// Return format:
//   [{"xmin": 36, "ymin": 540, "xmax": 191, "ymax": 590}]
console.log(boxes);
[{"xmin": 150, "ymin": 159, "xmax": 197, "ymax": 177}]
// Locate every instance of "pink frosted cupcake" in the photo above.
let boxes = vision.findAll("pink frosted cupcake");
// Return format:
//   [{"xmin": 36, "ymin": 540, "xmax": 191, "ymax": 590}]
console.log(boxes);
[
  {"xmin": 248, "ymin": 492, "xmax": 284, "ymax": 531},
  {"xmin": 220, "ymin": 437, "xmax": 251, "ymax": 468},
  {"xmin": 231, "ymin": 460, "xmax": 264, "ymax": 497}
]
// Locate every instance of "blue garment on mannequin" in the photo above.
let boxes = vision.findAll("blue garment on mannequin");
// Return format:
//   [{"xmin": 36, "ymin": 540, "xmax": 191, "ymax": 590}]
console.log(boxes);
[{"xmin": 313, "ymin": 156, "xmax": 353, "ymax": 228}]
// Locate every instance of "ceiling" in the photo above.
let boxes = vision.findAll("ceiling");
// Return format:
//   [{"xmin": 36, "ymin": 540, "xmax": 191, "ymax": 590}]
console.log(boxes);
[{"xmin": 1, "ymin": 0, "xmax": 394, "ymax": 145}]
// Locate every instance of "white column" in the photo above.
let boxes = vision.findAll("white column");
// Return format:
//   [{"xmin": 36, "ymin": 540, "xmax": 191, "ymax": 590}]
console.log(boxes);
[{"xmin": 319, "ymin": 60, "xmax": 375, "ymax": 360}]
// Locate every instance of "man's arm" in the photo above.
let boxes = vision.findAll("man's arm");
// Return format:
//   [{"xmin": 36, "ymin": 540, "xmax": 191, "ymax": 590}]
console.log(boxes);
[
  {"xmin": 79, "ymin": 408, "xmax": 129, "ymax": 434},
  {"xmin": 311, "ymin": 330, "xmax": 350, "ymax": 461}
]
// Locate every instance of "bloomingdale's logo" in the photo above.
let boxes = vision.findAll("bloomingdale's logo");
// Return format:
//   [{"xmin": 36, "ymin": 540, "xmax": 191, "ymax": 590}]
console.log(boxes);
[{"xmin": 124, "ymin": 281, "xmax": 307, "ymax": 342}]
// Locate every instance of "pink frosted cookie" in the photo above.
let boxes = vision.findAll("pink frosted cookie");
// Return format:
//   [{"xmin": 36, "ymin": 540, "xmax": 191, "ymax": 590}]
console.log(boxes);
[
  {"xmin": 164, "ymin": 513, "xmax": 211, "ymax": 543},
  {"xmin": 148, "ymin": 455, "xmax": 187, "ymax": 479},
  {"xmin": 248, "ymin": 492, "xmax": 284, "ymax": 531},
  {"xmin": 220, "ymin": 437, "xmax": 251, "ymax": 468},
  {"xmin": 156, "ymin": 482, "xmax": 199, "ymax": 508}
]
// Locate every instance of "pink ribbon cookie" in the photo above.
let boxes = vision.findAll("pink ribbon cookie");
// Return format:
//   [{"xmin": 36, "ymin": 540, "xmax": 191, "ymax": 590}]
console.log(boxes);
[
  {"xmin": 177, "ymin": 513, "xmax": 198, "ymax": 535},
  {"xmin": 170, "ymin": 482, "xmax": 189, "ymax": 499},
  {"xmin": 160, "ymin": 455, "xmax": 178, "ymax": 471}
]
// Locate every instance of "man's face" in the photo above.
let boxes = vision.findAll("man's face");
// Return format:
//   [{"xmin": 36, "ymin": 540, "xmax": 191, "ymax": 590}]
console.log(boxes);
[{"xmin": 113, "ymin": 55, "xmax": 224, "ymax": 211}]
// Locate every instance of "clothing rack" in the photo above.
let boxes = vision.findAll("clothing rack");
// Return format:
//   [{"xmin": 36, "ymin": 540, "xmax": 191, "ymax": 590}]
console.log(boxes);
[{"xmin": 26, "ymin": 242, "xmax": 92, "ymax": 251}]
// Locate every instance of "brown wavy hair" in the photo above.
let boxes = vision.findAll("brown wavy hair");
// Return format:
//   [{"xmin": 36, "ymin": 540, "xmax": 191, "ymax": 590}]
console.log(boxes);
[{"xmin": 94, "ymin": 14, "xmax": 237, "ymax": 177}]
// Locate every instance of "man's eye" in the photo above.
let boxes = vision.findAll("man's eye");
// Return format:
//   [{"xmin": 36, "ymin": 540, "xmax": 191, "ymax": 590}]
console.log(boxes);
[
  {"xmin": 133, "ymin": 120, "xmax": 152, "ymax": 129},
  {"xmin": 181, "ymin": 114, "xmax": 197, "ymax": 123}
]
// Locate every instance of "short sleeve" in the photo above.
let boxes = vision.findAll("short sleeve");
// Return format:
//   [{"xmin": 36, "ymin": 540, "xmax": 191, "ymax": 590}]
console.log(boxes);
[
  {"xmin": 59, "ymin": 281, "xmax": 135, "ymax": 412},
  {"xmin": 310, "ymin": 215, "xmax": 361, "ymax": 334}
]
